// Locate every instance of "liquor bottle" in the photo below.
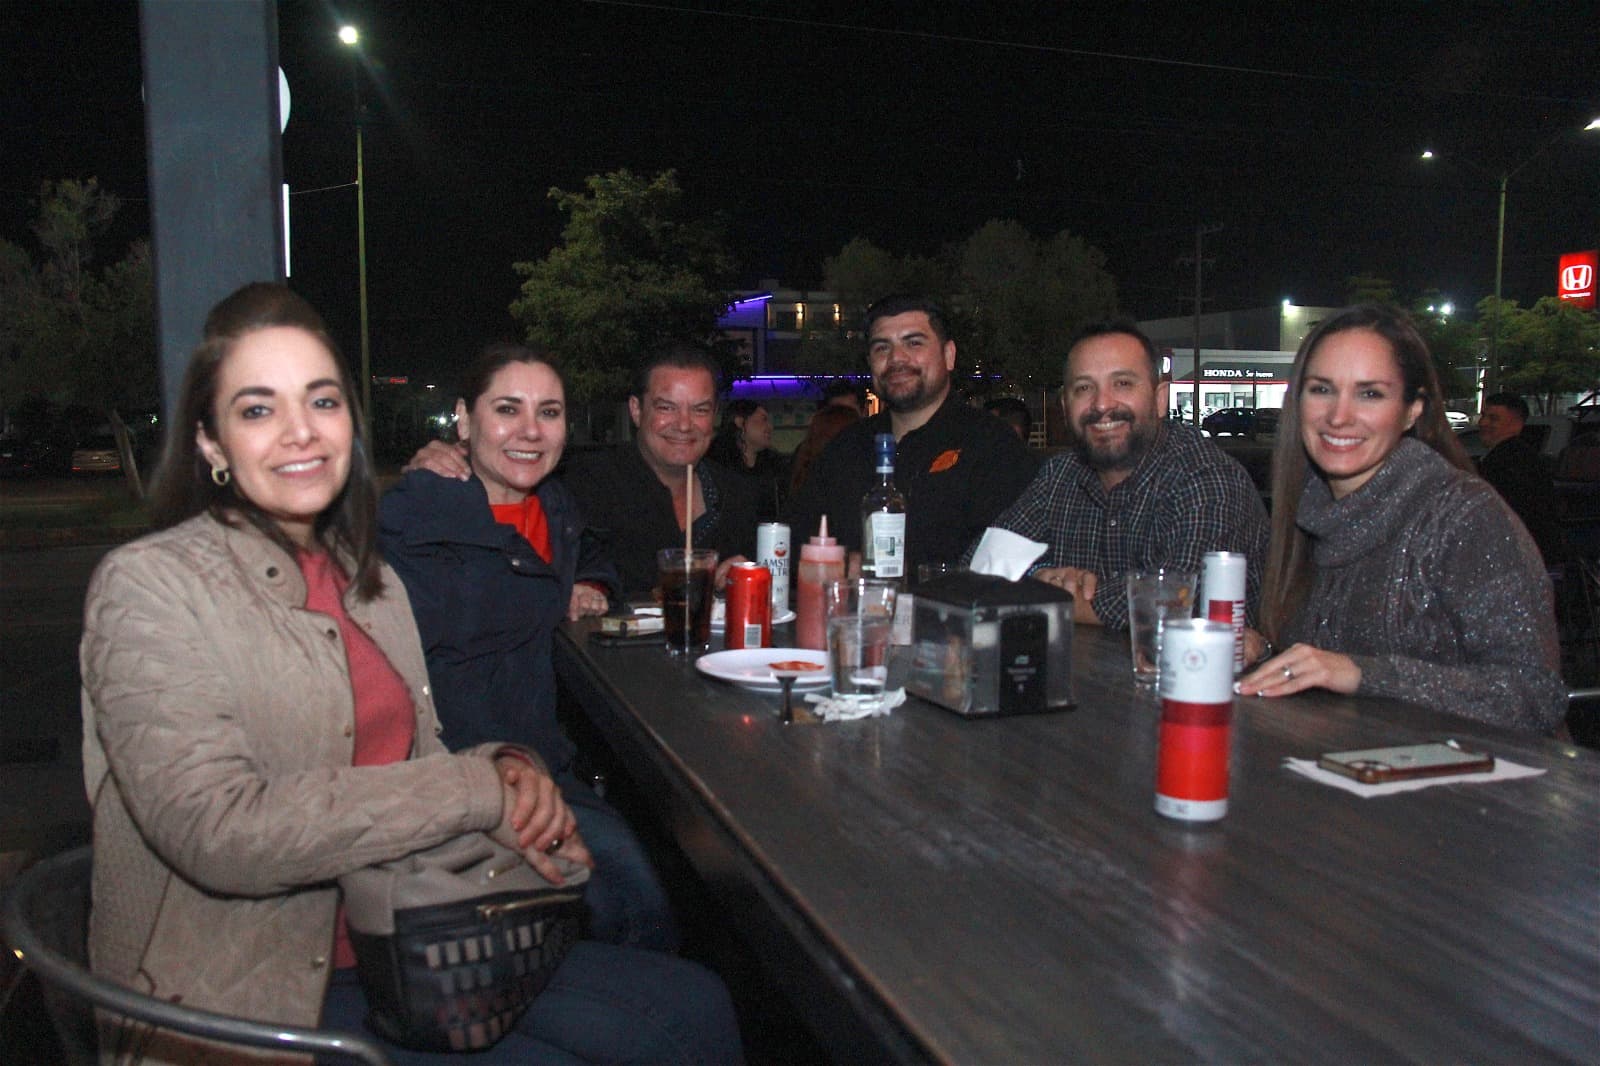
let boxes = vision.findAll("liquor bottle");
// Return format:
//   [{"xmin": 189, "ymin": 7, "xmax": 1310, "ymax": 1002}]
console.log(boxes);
[{"xmin": 860, "ymin": 433, "xmax": 907, "ymax": 582}]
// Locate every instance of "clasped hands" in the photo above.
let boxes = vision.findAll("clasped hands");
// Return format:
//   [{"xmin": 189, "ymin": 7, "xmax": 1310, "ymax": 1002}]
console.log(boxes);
[
  {"xmin": 491, "ymin": 753, "xmax": 593, "ymax": 885},
  {"xmin": 1032, "ymin": 566, "xmax": 1102, "ymax": 624}
]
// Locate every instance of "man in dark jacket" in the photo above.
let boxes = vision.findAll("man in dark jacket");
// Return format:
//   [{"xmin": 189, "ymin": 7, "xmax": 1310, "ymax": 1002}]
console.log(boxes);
[
  {"xmin": 562, "ymin": 347, "xmax": 758, "ymax": 598},
  {"xmin": 786, "ymin": 295, "xmax": 1035, "ymax": 576},
  {"xmin": 1477, "ymin": 392, "xmax": 1569, "ymax": 568}
]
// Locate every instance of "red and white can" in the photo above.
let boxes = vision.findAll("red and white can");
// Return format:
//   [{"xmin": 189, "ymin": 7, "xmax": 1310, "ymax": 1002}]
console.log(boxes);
[
  {"xmin": 1202, "ymin": 551, "xmax": 1248, "ymax": 675},
  {"xmin": 724, "ymin": 562, "xmax": 772, "ymax": 650},
  {"xmin": 1155, "ymin": 620, "xmax": 1235, "ymax": 822},
  {"xmin": 756, "ymin": 522, "xmax": 791, "ymax": 612}
]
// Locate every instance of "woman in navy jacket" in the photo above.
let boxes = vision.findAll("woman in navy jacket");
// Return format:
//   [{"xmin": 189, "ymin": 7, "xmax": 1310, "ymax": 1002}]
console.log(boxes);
[{"xmin": 379, "ymin": 342, "xmax": 678, "ymax": 952}]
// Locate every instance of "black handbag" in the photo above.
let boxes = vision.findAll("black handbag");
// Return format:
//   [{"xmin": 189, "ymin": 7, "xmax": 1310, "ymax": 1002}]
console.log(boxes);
[{"xmin": 339, "ymin": 833, "xmax": 588, "ymax": 1052}]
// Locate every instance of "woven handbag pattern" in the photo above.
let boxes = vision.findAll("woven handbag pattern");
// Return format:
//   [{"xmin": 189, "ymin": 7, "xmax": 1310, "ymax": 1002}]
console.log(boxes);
[{"xmin": 353, "ymin": 887, "xmax": 584, "ymax": 1052}]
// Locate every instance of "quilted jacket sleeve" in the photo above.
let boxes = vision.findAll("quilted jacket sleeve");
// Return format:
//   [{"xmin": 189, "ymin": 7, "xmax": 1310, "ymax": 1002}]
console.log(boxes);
[{"xmin": 81, "ymin": 545, "xmax": 507, "ymax": 898}]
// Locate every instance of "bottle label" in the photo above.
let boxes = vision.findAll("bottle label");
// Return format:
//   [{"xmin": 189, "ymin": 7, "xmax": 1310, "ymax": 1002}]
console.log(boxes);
[{"xmin": 866, "ymin": 513, "xmax": 906, "ymax": 578}]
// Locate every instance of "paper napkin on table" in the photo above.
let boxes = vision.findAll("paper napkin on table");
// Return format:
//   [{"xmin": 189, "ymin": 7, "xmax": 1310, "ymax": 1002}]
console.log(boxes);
[
  {"xmin": 968, "ymin": 527, "xmax": 1049, "ymax": 582},
  {"xmin": 803, "ymin": 688, "xmax": 905, "ymax": 722},
  {"xmin": 1282, "ymin": 757, "xmax": 1544, "ymax": 797}
]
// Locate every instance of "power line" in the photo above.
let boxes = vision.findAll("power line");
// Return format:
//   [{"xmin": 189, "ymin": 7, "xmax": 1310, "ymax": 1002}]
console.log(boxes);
[
  {"xmin": 582, "ymin": 0, "xmax": 1595, "ymax": 105},
  {"xmin": 290, "ymin": 182, "xmax": 358, "ymax": 195}
]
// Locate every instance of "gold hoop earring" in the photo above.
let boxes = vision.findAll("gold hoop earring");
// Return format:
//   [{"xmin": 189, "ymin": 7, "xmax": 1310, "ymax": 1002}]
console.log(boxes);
[{"xmin": 210, "ymin": 466, "xmax": 231, "ymax": 487}]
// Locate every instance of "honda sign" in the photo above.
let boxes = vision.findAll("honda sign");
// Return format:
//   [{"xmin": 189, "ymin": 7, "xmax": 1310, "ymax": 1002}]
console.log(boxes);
[{"xmin": 1558, "ymin": 250, "xmax": 1597, "ymax": 310}]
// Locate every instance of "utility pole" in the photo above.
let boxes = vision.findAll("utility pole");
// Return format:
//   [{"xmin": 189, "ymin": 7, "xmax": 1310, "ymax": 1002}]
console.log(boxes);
[{"xmin": 1175, "ymin": 223, "xmax": 1223, "ymax": 424}]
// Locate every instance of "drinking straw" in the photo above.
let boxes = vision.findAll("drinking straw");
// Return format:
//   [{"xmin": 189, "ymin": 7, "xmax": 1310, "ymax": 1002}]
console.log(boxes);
[{"xmin": 684, "ymin": 463, "xmax": 693, "ymax": 643}]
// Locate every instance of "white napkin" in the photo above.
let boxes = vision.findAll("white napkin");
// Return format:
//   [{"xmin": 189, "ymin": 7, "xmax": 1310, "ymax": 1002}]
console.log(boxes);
[
  {"xmin": 968, "ymin": 527, "xmax": 1049, "ymax": 581},
  {"xmin": 1282, "ymin": 756, "xmax": 1544, "ymax": 797},
  {"xmin": 803, "ymin": 688, "xmax": 906, "ymax": 721}
]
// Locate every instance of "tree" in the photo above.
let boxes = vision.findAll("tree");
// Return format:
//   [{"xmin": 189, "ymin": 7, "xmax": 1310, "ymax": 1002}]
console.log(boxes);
[
  {"xmin": 802, "ymin": 223, "xmax": 1117, "ymax": 388},
  {"xmin": 792, "ymin": 238, "xmax": 952, "ymax": 376},
  {"xmin": 956, "ymin": 221, "xmax": 1116, "ymax": 386},
  {"xmin": 0, "ymin": 179, "xmax": 156, "ymax": 494},
  {"xmin": 822, "ymin": 237, "xmax": 950, "ymax": 310},
  {"xmin": 509, "ymin": 170, "xmax": 735, "ymax": 403},
  {"xmin": 1410, "ymin": 294, "xmax": 1478, "ymax": 401},
  {"xmin": 1345, "ymin": 273, "xmax": 1398, "ymax": 306},
  {"xmin": 1490, "ymin": 296, "xmax": 1600, "ymax": 413}
]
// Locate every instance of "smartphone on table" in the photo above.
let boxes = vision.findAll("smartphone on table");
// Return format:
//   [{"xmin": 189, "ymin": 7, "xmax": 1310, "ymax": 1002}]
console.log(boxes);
[{"xmin": 1317, "ymin": 742, "xmax": 1494, "ymax": 784}]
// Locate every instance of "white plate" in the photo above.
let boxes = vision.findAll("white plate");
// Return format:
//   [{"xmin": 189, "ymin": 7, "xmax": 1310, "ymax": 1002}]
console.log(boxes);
[
  {"xmin": 695, "ymin": 648, "xmax": 831, "ymax": 692},
  {"xmin": 710, "ymin": 604, "xmax": 797, "ymax": 631}
]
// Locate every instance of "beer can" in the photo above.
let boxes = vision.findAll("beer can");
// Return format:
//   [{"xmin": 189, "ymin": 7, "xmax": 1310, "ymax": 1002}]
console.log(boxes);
[
  {"xmin": 756, "ymin": 522, "xmax": 791, "ymax": 612},
  {"xmin": 1155, "ymin": 620, "xmax": 1235, "ymax": 822},
  {"xmin": 1202, "ymin": 551, "xmax": 1248, "ymax": 675},
  {"xmin": 724, "ymin": 562, "xmax": 772, "ymax": 650}
]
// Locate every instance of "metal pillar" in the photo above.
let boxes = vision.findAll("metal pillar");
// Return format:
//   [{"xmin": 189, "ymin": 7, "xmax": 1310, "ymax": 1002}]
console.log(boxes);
[{"xmin": 139, "ymin": 0, "xmax": 283, "ymax": 421}]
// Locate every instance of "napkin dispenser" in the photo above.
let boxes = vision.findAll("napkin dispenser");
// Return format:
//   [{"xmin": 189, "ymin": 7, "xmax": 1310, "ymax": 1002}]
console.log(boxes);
[{"xmin": 906, "ymin": 573, "xmax": 1074, "ymax": 717}]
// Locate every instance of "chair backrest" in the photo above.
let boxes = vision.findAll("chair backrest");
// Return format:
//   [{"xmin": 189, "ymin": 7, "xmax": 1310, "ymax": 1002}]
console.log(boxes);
[
  {"xmin": 3, "ymin": 846, "xmax": 390, "ymax": 1066},
  {"xmin": 4, "ymin": 844, "xmax": 97, "ymax": 1062}
]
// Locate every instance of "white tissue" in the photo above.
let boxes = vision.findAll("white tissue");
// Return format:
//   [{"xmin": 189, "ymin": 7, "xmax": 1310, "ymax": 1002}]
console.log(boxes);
[
  {"xmin": 968, "ymin": 527, "xmax": 1049, "ymax": 582},
  {"xmin": 803, "ymin": 688, "xmax": 905, "ymax": 721}
]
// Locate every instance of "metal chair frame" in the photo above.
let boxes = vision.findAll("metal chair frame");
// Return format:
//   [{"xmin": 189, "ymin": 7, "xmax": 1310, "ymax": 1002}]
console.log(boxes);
[{"xmin": 3, "ymin": 846, "xmax": 390, "ymax": 1065}]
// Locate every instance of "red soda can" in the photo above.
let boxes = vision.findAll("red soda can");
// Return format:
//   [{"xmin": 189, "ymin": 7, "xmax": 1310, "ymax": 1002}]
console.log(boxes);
[
  {"xmin": 1202, "ymin": 551, "xmax": 1248, "ymax": 675},
  {"xmin": 724, "ymin": 562, "xmax": 772, "ymax": 650},
  {"xmin": 1155, "ymin": 620, "xmax": 1235, "ymax": 822}
]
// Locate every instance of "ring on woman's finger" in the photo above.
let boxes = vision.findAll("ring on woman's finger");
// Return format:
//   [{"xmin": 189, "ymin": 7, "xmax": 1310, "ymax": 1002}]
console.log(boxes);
[
  {"xmin": 1282, "ymin": 665, "xmax": 1295, "ymax": 681},
  {"xmin": 544, "ymin": 837, "xmax": 564, "ymax": 855}
]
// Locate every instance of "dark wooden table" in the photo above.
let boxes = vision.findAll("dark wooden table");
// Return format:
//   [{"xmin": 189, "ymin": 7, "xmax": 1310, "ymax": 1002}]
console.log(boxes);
[{"xmin": 556, "ymin": 620, "xmax": 1600, "ymax": 1063}]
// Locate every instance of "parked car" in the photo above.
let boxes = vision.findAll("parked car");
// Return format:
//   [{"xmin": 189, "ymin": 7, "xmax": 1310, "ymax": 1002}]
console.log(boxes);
[
  {"xmin": 70, "ymin": 434, "xmax": 121, "ymax": 475},
  {"xmin": 1201, "ymin": 407, "xmax": 1280, "ymax": 439},
  {"xmin": 1444, "ymin": 411, "xmax": 1471, "ymax": 430},
  {"xmin": 2, "ymin": 432, "xmax": 73, "ymax": 477},
  {"xmin": 0, "ymin": 436, "xmax": 48, "ymax": 478}
]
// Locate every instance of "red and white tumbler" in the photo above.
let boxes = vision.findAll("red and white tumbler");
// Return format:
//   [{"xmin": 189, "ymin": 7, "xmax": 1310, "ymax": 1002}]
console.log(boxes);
[
  {"xmin": 1202, "ymin": 551, "xmax": 1247, "ymax": 676},
  {"xmin": 1155, "ymin": 620, "xmax": 1235, "ymax": 822}
]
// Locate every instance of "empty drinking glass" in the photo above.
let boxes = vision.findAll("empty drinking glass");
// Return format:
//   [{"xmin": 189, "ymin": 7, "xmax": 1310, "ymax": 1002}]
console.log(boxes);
[{"xmin": 1126, "ymin": 570, "xmax": 1196, "ymax": 686}]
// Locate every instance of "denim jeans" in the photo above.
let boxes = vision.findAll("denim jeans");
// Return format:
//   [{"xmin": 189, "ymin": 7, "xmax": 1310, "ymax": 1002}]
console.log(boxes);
[
  {"xmin": 319, "ymin": 946, "xmax": 743, "ymax": 1065},
  {"xmin": 557, "ymin": 772, "xmax": 679, "ymax": 953}
]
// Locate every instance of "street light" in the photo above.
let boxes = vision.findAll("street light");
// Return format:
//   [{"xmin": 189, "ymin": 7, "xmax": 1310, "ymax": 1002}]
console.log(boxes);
[
  {"xmin": 339, "ymin": 25, "xmax": 371, "ymax": 453},
  {"xmin": 1422, "ymin": 116, "xmax": 1600, "ymax": 393}
]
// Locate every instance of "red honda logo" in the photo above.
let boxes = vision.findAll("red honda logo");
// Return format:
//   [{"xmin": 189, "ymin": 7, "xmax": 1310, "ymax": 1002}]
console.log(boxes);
[{"xmin": 1558, "ymin": 251, "xmax": 1598, "ymax": 310}]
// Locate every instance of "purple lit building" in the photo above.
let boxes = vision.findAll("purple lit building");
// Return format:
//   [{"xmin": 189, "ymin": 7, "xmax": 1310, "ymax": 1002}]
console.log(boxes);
[{"xmin": 717, "ymin": 283, "xmax": 872, "ymax": 444}]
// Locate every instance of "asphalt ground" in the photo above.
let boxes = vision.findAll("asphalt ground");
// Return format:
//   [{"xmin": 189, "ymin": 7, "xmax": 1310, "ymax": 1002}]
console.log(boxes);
[
  {"xmin": 0, "ymin": 478, "xmax": 136, "ymax": 864},
  {"xmin": 0, "ymin": 535, "xmax": 108, "ymax": 878}
]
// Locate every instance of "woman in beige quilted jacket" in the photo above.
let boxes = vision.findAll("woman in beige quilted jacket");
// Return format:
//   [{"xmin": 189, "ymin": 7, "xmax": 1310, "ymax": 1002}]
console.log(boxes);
[{"xmin": 79, "ymin": 283, "xmax": 740, "ymax": 1065}]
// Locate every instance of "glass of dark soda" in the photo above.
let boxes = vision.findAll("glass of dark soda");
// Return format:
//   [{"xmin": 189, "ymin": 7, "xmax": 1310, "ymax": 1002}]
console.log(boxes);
[{"xmin": 658, "ymin": 548, "xmax": 717, "ymax": 655}]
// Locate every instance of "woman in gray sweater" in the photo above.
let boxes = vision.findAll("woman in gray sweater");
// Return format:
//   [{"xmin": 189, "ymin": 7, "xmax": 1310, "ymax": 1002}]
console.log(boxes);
[{"xmin": 1239, "ymin": 305, "xmax": 1565, "ymax": 733}]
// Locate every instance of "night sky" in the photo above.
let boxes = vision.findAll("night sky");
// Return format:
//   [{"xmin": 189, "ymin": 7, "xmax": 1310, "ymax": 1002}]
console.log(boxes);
[{"xmin": 4, "ymin": 1, "xmax": 1596, "ymax": 382}]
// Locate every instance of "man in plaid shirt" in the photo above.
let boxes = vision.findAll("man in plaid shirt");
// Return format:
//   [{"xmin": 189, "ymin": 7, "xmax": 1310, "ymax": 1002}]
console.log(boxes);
[{"xmin": 982, "ymin": 321, "xmax": 1268, "ymax": 632}]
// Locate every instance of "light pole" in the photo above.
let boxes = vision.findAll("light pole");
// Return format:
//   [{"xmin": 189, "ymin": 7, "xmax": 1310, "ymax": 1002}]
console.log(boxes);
[
  {"xmin": 339, "ymin": 25, "xmax": 371, "ymax": 452},
  {"xmin": 1423, "ymin": 116, "xmax": 1599, "ymax": 395}
]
